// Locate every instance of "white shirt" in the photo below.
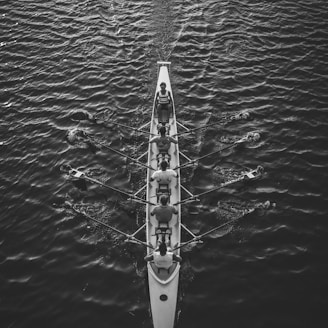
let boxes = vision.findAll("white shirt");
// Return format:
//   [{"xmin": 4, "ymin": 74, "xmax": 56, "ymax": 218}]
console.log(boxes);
[
  {"xmin": 151, "ymin": 169, "xmax": 177, "ymax": 184},
  {"xmin": 153, "ymin": 251, "xmax": 173, "ymax": 269}
]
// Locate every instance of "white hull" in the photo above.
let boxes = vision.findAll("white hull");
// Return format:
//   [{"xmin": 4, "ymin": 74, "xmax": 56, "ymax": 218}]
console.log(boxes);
[{"xmin": 146, "ymin": 62, "xmax": 181, "ymax": 328}]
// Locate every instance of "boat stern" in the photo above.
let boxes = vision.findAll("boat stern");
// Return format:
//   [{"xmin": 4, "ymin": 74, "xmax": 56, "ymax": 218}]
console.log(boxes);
[{"xmin": 148, "ymin": 263, "xmax": 180, "ymax": 328}]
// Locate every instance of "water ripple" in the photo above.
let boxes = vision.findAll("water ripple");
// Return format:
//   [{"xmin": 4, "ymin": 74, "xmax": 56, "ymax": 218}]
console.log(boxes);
[{"xmin": 1, "ymin": 0, "xmax": 328, "ymax": 327}]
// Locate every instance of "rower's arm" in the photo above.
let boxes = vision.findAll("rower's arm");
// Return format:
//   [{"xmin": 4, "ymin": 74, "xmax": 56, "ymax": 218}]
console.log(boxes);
[
  {"xmin": 144, "ymin": 254, "xmax": 154, "ymax": 262},
  {"xmin": 155, "ymin": 91, "xmax": 159, "ymax": 107},
  {"xmin": 168, "ymin": 91, "xmax": 172, "ymax": 103},
  {"xmin": 149, "ymin": 136, "xmax": 157, "ymax": 144},
  {"xmin": 169, "ymin": 136, "xmax": 178, "ymax": 144},
  {"xmin": 150, "ymin": 171, "xmax": 157, "ymax": 182},
  {"xmin": 172, "ymin": 170, "xmax": 179, "ymax": 179},
  {"xmin": 173, "ymin": 254, "xmax": 182, "ymax": 262}
]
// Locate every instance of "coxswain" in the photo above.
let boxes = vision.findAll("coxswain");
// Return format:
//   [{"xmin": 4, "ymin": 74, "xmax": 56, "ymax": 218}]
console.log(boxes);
[{"xmin": 155, "ymin": 82, "xmax": 172, "ymax": 123}]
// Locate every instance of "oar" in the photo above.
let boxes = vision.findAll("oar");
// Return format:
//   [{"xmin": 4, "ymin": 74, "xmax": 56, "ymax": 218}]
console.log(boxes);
[
  {"xmin": 175, "ymin": 133, "xmax": 257, "ymax": 170},
  {"xmin": 173, "ymin": 111, "xmax": 250, "ymax": 137},
  {"xmin": 93, "ymin": 110, "xmax": 155, "ymax": 136},
  {"xmin": 172, "ymin": 202, "xmax": 269, "ymax": 251},
  {"xmin": 70, "ymin": 204, "xmax": 154, "ymax": 249},
  {"xmin": 173, "ymin": 121, "xmax": 225, "ymax": 137},
  {"xmin": 110, "ymin": 121, "xmax": 155, "ymax": 136},
  {"xmin": 174, "ymin": 166, "xmax": 263, "ymax": 206},
  {"xmin": 172, "ymin": 213, "xmax": 247, "ymax": 251},
  {"xmin": 68, "ymin": 168, "xmax": 156, "ymax": 206},
  {"xmin": 83, "ymin": 134, "xmax": 155, "ymax": 171}
]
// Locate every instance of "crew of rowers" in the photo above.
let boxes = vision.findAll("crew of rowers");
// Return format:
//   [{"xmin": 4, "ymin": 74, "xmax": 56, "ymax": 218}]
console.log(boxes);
[{"xmin": 144, "ymin": 82, "xmax": 182, "ymax": 269}]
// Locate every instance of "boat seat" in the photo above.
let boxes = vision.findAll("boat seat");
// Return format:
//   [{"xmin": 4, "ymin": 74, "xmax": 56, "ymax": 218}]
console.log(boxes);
[
  {"xmin": 150, "ymin": 261, "xmax": 171, "ymax": 275},
  {"xmin": 156, "ymin": 183, "xmax": 171, "ymax": 202},
  {"xmin": 158, "ymin": 117, "xmax": 169, "ymax": 125},
  {"xmin": 157, "ymin": 123, "xmax": 171, "ymax": 134},
  {"xmin": 155, "ymin": 227, "xmax": 172, "ymax": 241},
  {"xmin": 152, "ymin": 222, "xmax": 172, "ymax": 243},
  {"xmin": 158, "ymin": 266, "xmax": 170, "ymax": 274}
]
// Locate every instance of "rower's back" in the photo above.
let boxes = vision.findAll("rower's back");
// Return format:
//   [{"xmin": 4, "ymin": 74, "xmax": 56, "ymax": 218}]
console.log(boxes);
[{"xmin": 151, "ymin": 195, "xmax": 178, "ymax": 224}]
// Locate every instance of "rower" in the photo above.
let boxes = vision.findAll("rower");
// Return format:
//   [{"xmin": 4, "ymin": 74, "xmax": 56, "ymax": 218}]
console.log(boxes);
[
  {"xmin": 151, "ymin": 195, "xmax": 178, "ymax": 225},
  {"xmin": 151, "ymin": 194, "xmax": 177, "ymax": 243},
  {"xmin": 144, "ymin": 239, "xmax": 182, "ymax": 270},
  {"xmin": 150, "ymin": 161, "xmax": 178, "ymax": 201},
  {"xmin": 149, "ymin": 126, "xmax": 177, "ymax": 162},
  {"xmin": 155, "ymin": 82, "xmax": 172, "ymax": 124}
]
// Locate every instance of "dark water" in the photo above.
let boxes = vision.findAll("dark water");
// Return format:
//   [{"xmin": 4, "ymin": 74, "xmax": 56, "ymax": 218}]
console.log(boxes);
[{"xmin": 1, "ymin": 0, "xmax": 328, "ymax": 327}]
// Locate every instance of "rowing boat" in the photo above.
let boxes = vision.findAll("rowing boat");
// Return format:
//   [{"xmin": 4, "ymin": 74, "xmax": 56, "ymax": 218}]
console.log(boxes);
[
  {"xmin": 64, "ymin": 62, "xmax": 270, "ymax": 328},
  {"xmin": 146, "ymin": 62, "xmax": 181, "ymax": 328}
]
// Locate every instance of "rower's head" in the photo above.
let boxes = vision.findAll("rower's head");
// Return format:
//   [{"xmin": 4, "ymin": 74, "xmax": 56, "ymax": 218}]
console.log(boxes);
[
  {"xmin": 159, "ymin": 126, "xmax": 166, "ymax": 136},
  {"xmin": 160, "ymin": 160, "xmax": 168, "ymax": 171},
  {"xmin": 158, "ymin": 241, "xmax": 167, "ymax": 256},
  {"xmin": 159, "ymin": 195, "xmax": 168, "ymax": 206},
  {"xmin": 160, "ymin": 82, "xmax": 166, "ymax": 90}
]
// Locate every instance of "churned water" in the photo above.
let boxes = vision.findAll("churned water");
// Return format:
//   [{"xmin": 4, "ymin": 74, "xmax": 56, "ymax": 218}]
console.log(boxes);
[{"xmin": 1, "ymin": 1, "xmax": 328, "ymax": 327}]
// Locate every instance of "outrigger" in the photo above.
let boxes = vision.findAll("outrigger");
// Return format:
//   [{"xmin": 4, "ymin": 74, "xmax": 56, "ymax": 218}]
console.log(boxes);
[{"xmin": 63, "ymin": 62, "xmax": 269, "ymax": 328}]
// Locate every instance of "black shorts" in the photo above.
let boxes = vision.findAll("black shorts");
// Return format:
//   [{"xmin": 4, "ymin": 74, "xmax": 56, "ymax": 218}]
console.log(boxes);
[{"xmin": 158, "ymin": 103, "xmax": 170, "ymax": 111}]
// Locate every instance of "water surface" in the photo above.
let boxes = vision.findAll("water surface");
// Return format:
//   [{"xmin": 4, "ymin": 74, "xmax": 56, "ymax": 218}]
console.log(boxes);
[{"xmin": 1, "ymin": 1, "xmax": 328, "ymax": 327}]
